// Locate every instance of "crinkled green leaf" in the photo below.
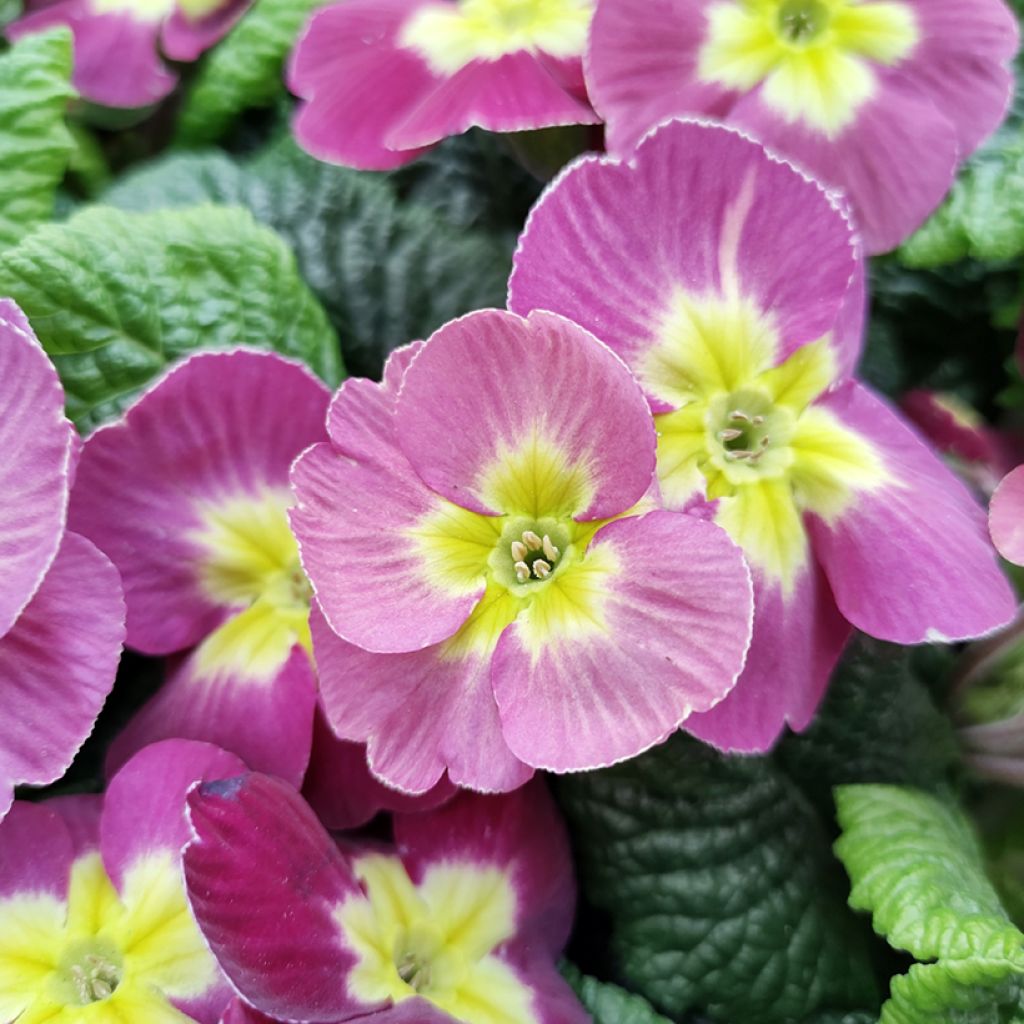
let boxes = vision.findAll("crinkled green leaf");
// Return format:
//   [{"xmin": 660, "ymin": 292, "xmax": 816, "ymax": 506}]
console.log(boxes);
[
  {"xmin": 176, "ymin": 0, "xmax": 324, "ymax": 145},
  {"xmin": 835, "ymin": 786, "xmax": 1024, "ymax": 1024},
  {"xmin": 0, "ymin": 204, "xmax": 342, "ymax": 430},
  {"xmin": 561, "ymin": 964, "xmax": 672, "ymax": 1024},
  {"xmin": 0, "ymin": 29, "xmax": 75, "ymax": 249},
  {"xmin": 103, "ymin": 141, "xmax": 511, "ymax": 377},
  {"xmin": 556, "ymin": 735, "xmax": 878, "ymax": 1024}
]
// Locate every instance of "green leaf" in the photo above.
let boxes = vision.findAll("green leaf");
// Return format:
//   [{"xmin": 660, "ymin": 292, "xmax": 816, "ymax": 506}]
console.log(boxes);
[
  {"xmin": 835, "ymin": 786, "xmax": 1024, "ymax": 1024},
  {"xmin": 556, "ymin": 735, "xmax": 879, "ymax": 1024},
  {"xmin": 0, "ymin": 29, "xmax": 75, "ymax": 249},
  {"xmin": 176, "ymin": 0, "xmax": 324, "ymax": 145},
  {"xmin": 0, "ymin": 204, "xmax": 342, "ymax": 431},
  {"xmin": 104, "ymin": 141, "xmax": 511, "ymax": 378},
  {"xmin": 561, "ymin": 964, "xmax": 673, "ymax": 1024}
]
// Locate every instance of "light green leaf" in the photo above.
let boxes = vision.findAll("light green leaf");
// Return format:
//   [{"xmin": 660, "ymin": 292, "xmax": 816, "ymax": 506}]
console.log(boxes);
[
  {"xmin": 103, "ymin": 141, "xmax": 511, "ymax": 378},
  {"xmin": 556, "ymin": 735, "xmax": 878, "ymax": 1024},
  {"xmin": 0, "ymin": 28, "xmax": 75, "ymax": 249},
  {"xmin": 0, "ymin": 204, "xmax": 342, "ymax": 430},
  {"xmin": 882, "ymin": 959, "xmax": 1024, "ymax": 1024},
  {"xmin": 561, "ymin": 964, "xmax": 673, "ymax": 1024},
  {"xmin": 176, "ymin": 0, "xmax": 324, "ymax": 145}
]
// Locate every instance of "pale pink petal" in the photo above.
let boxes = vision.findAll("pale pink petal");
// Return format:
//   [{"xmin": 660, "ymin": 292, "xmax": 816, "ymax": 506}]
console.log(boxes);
[
  {"xmin": 990, "ymin": 465, "xmax": 1024, "ymax": 566},
  {"xmin": 0, "ymin": 532, "xmax": 123, "ymax": 820},
  {"xmin": 808, "ymin": 382, "xmax": 1016, "ymax": 644}
]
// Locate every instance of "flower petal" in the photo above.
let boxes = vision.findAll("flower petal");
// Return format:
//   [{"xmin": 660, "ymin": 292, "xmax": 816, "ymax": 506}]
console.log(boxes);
[
  {"xmin": 492, "ymin": 509, "xmax": 753, "ymax": 771},
  {"xmin": 287, "ymin": 0, "xmax": 436, "ymax": 170},
  {"xmin": 808, "ymin": 382, "xmax": 1016, "ymax": 644},
  {"xmin": 161, "ymin": 0, "xmax": 249, "ymax": 62},
  {"xmin": 0, "ymin": 801, "xmax": 74, "ymax": 902},
  {"xmin": 219, "ymin": 999, "xmax": 280, "ymax": 1024},
  {"xmin": 0, "ymin": 300, "xmax": 73, "ymax": 639},
  {"xmin": 396, "ymin": 309, "xmax": 656, "ymax": 519},
  {"xmin": 991, "ymin": 465, "xmax": 1024, "ymax": 566},
  {"xmin": 311, "ymin": 603, "xmax": 533, "ymax": 794},
  {"xmin": 185, "ymin": 773, "xmax": 372, "ymax": 1023},
  {"xmin": 685, "ymin": 565, "xmax": 850, "ymax": 751},
  {"xmin": 0, "ymin": 532, "xmax": 123, "ymax": 820},
  {"xmin": 395, "ymin": 782, "xmax": 575, "ymax": 960},
  {"xmin": 69, "ymin": 349, "xmax": 329, "ymax": 655},
  {"xmin": 509, "ymin": 119, "xmax": 862, "ymax": 399},
  {"xmin": 106, "ymin": 643, "xmax": 316, "ymax": 789},
  {"xmin": 302, "ymin": 711, "xmax": 456, "ymax": 830}
]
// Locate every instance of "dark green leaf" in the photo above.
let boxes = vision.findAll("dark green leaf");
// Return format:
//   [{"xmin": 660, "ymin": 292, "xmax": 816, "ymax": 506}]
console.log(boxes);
[{"xmin": 561, "ymin": 963, "xmax": 673, "ymax": 1024}]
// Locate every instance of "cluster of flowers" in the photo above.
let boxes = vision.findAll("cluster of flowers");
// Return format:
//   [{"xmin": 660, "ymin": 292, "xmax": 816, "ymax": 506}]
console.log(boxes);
[{"xmin": 3, "ymin": 0, "xmax": 1024, "ymax": 1022}]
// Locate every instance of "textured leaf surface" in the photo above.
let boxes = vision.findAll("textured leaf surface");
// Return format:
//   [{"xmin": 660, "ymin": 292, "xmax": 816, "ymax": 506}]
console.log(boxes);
[
  {"xmin": 0, "ymin": 29, "xmax": 75, "ymax": 249},
  {"xmin": 561, "ymin": 964, "xmax": 672, "ymax": 1024},
  {"xmin": 0, "ymin": 204, "xmax": 342, "ymax": 430},
  {"xmin": 557, "ymin": 736, "xmax": 878, "ymax": 1024},
  {"xmin": 104, "ymin": 141, "xmax": 511, "ymax": 377},
  {"xmin": 176, "ymin": 0, "xmax": 325, "ymax": 145}
]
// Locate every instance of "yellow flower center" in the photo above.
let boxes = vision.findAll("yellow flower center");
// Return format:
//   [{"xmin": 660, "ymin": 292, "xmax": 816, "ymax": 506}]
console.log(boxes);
[
  {"xmin": 53, "ymin": 939, "xmax": 123, "ymax": 1005},
  {"xmin": 399, "ymin": 0, "xmax": 594, "ymax": 75},
  {"xmin": 698, "ymin": 0, "xmax": 919, "ymax": 135}
]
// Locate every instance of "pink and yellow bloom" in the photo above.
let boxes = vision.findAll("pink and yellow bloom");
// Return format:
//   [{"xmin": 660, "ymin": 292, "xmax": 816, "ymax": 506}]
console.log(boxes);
[
  {"xmin": 0, "ymin": 739, "xmax": 244, "ymax": 1022},
  {"xmin": 184, "ymin": 774, "xmax": 588, "ymax": 1024},
  {"xmin": 0, "ymin": 299, "xmax": 124, "ymax": 820},
  {"xmin": 586, "ymin": 0, "xmax": 1019, "ymax": 253},
  {"xmin": 509, "ymin": 119, "xmax": 1016, "ymax": 752},
  {"xmin": 69, "ymin": 350, "xmax": 329, "ymax": 787},
  {"xmin": 8, "ymin": 0, "xmax": 250, "ymax": 107},
  {"xmin": 287, "ymin": 0, "xmax": 599, "ymax": 171},
  {"xmin": 290, "ymin": 312, "xmax": 754, "ymax": 793}
]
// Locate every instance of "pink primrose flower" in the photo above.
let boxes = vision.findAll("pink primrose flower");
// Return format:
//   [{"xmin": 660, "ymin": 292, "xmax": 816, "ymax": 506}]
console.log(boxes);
[
  {"xmin": 0, "ymin": 298, "xmax": 124, "ymax": 820},
  {"xmin": 290, "ymin": 310, "xmax": 755, "ymax": 793},
  {"xmin": 184, "ymin": 773, "xmax": 589, "ymax": 1024},
  {"xmin": 0, "ymin": 739, "xmax": 245, "ymax": 1022},
  {"xmin": 509, "ymin": 119, "xmax": 1017, "ymax": 753},
  {"xmin": 287, "ymin": 0, "xmax": 600, "ymax": 171},
  {"xmin": 586, "ymin": 0, "xmax": 1019, "ymax": 253}
]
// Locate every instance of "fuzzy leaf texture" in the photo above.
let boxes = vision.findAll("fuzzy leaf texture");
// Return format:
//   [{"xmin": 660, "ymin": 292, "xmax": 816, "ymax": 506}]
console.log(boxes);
[
  {"xmin": 0, "ymin": 204, "xmax": 342, "ymax": 430},
  {"xmin": 561, "ymin": 965, "xmax": 673, "ymax": 1024},
  {"xmin": 835, "ymin": 785, "xmax": 1024, "ymax": 1023},
  {"xmin": 176, "ymin": 0, "xmax": 325, "ymax": 145},
  {"xmin": 0, "ymin": 29, "xmax": 75, "ymax": 249},
  {"xmin": 103, "ymin": 141, "xmax": 511, "ymax": 378},
  {"xmin": 556, "ymin": 735, "xmax": 878, "ymax": 1024}
]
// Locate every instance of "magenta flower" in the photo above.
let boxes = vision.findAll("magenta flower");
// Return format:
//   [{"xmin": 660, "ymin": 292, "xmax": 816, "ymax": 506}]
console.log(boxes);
[
  {"xmin": 0, "ymin": 299, "xmax": 124, "ymax": 820},
  {"xmin": 184, "ymin": 773, "xmax": 588, "ymax": 1024},
  {"xmin": 68, "ymin": 350, "xmax": 329, "ymax": 787},
  {"xmin": 990, "ymin": 464, "xmax": 1024, "ymax": 565},
  {"xmin": 8, "ymin": 0, "xmax": 250, "ymax": 107},
  {"xmin": 0, "ymin": 739, "xmax": 244, "ymax": 1022},
  {"xmin": 287, "ymin": 0, "xmax": 599, "ymax": 171},
  {"xmin": 509, "ymin": 119, "xmax": 1016, "ymax": 752},
  {"xmin": 290, "ymin": 314, "xmax": 754, "ymax": 793},
  {"xmin": 586, "ymin": 0, "xmax": 1018, "ymax": 254}
]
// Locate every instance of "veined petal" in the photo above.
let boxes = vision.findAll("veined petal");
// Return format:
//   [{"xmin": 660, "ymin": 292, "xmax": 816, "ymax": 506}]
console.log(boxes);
[
  {"xmin": 311, "ymin": 604, "xmax": 532, "ymax": 795},
  {"xmin": 491, "ymin": 510, "xmax": 753, "ymax": 771},
  {"xmin": 106, "ymin": 643, "xmax": 316, "ymax": 789},
  {"xmin": 290, "ymin": 420, "xmax": 491, "ymax": 654},
  {"xmin": 69, "ymin": 350, "xmax": 328, "ymax": 655},
  {"xmin": 509, "ymin": 119, "xmax": 860, "ymax": 404},
  {"xmin": 395, "ymin": 782, "xmax": 575, "ymax": 960},
  {"xmin": 991, "ymin": 465, "xmax": 1024, "ymax": 566},
  {"xmin": 0, "ymin": 532, "xmax": 124, "ymax": 820},
  {"xmin": 184, "ymin": 774, "xmax": 372, "ymax": 1023},
  {"xmin": 808, "ymin": 383, "xmax": 1016, "ymax": 643},
  {"xmin": 396, "ymin": 309, "xmax": 656, "ymax": 520},
  {"xmin": 302, "ymin": 712, "xmax": 455, "ymax": 831},
  {"xmin": 0, "ymin": 300, "xmax": 73, "ymax": 639},
  {"xmin": 685, "ymin": 564, "xmax": 850, "ymax": 751}
]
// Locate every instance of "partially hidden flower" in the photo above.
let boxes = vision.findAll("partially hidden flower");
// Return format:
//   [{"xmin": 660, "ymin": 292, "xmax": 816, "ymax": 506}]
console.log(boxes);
[
  {"xmin": 586, "ymin": 0, "xmax": 1019, "ymax": 253},
  {"xmin": 0, "ymin": 739, "xmax": 245, "ymax": 1022},
  {"xmin": 184, "ymin": 773, "xmax": 588, "ymax": 1024},
  {"xmin": 287, "ymin": 0, "xmax": 599, "ymax": 171},
  {"xmin": 291, "ymin": 311, "xmax": 754, "ymax": 792},
  {"xmin": 8, "ymin": 0, "xmax": 250, "ymax": 107},
  {"xmin": 68, "ymin": 350, "xmax": 329, "ymax": 787},
  {"xmin": 509, "ymin": 119, "xmax": 1016, "ymax": 752},
  {"xmin": 991, "ymin": 463, "xmax": 1024, "ymax": 565},
  {"xmin": 0, "ymin": 298, "xmax": 124, "ymax": 820}
]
